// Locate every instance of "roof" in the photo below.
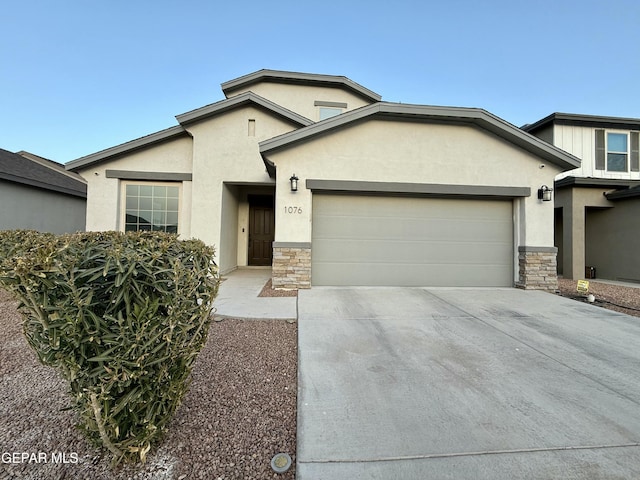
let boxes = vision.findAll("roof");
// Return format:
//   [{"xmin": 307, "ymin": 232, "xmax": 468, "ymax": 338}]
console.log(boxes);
[
  {"xmin": 554, "ymin": 176, "xmax": 640, "ymax": 190},
  {"xmin": 259, "ymin": 102, "xmax": 582, "ymax": 176},
  {"xmin": 0, "ymin": 149, "xmax": 86, "ymax": 198},
  {"xmin": 605, "ymin": 183, "xmax": 640, "ymax": 200},
  {"xmin": 221, "ymin": 69, "xmax": 382, "ymax": 103},
  {"xmin": 523, "ymin": 112, "xmax": 640, "ymax": 134},
  {"xmin": 66, "ymin": 126, "xmax": 188, "ymax": 171},
  {"xmin": 67, "ymin": 92, "xmax": 313, "ymax": 172},
  {"xmin": 176, "ymin": 91, "xmax": 313, "ymax": 126}
]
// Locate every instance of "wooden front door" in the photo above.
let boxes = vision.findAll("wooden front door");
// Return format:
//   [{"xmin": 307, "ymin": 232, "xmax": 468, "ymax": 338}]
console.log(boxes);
[{"xmin": 248, "ymin": 196, "xmax": 274, "ymax": 266}]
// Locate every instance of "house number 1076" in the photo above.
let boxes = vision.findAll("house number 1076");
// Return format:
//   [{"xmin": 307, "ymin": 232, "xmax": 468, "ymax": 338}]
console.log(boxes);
[{"xmin": 284, "ymin": 206, "xmax": 302, "ymax": 214}]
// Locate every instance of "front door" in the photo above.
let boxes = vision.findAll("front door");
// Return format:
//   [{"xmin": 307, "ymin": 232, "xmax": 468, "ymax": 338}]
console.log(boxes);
[{"xmin": 248, "ymin": 196, "xmax": 274, "ymax": 266}]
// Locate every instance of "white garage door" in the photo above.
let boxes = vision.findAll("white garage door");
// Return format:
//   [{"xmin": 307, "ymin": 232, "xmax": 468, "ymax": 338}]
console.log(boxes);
[{"xmin": 311, "ymin": 194, "xmax": 514, "ymax": 287}]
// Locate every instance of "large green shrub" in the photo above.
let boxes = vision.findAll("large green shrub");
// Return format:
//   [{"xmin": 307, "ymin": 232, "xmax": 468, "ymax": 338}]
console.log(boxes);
[{"xmin": 0, "ymin": 230, "xmax": 219, "ymax": 463}]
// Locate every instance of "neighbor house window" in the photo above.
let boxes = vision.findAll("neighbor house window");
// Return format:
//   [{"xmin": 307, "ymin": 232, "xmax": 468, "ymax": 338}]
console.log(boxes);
[
  {"xmin": 124, "ymin": 183, "xmax": 179, "ymax": 233},
  {"xmin": 595, "ymin": 129, "xmax": 637, "ymax": 172},
  {"xmin": 606, "ymin": 133, "xmax": 628, "ymax": 172}
]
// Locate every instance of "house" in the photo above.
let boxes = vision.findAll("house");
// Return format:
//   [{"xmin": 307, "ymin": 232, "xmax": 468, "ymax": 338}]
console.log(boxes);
[
  {"xmin": 0, "ymin": 149, "xmax": 86, "ymax": 233},
  {"xmin": 523, "ymin": 113, "xmax": 640, "ymax": 283},
  {"xmin": 66, "ymin": 69, "xmax": 580, "ymax": 290}
]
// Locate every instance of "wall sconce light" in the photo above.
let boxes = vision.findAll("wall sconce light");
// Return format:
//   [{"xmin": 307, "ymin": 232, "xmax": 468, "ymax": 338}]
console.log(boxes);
[
  {"xmin": 538, "ymin": 185, "xmax": 553, "ymax": 202},
  {"xmin": 289, "ymin": 174, "xmax": 299, "ymax": 192}
]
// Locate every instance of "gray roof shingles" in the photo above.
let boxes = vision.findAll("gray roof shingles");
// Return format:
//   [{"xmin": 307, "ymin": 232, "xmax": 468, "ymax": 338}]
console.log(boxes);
[{"xmin": 0, "ymin": 149, "xmax": 87, "ymax": 198}]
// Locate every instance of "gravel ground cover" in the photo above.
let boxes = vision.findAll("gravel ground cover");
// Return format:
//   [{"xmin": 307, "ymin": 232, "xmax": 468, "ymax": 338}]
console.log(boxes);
[
  {"xmin": 0, "ymin": 288, "xmax": 297, "ymax": 480},
  {"xmin": 557, "ymin": 278, "xmax": 640, "ymax": 318},
  {"xmin": 258, "ymin": 280, "xmax": 297, "ymax": 298}
]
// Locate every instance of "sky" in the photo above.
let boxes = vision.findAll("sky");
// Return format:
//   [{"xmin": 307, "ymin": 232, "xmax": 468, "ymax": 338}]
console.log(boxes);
[{"xmin": 2, "ymin": 0, "xmax": 640, "ymax": 164}]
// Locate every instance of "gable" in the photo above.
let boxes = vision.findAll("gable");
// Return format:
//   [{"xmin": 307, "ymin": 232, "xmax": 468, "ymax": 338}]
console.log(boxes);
[
  {"xmin": 263, "ymin": 118, "xmax": 566, "ymax": 188},
  {"xmin": 260, "ymin": 103, "xmax": 581, "ymax": 177},
  {"xmin": 221, "ymin": 70, "xmax": 381, "ymax": 121}
]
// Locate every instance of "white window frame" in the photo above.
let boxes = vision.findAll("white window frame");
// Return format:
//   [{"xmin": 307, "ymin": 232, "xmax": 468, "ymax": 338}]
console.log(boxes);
[
  {"xmin": 314, "ymin": 100, "xmax": 347, "ymax": 121},
  {"xmin": 120, "ymin": 181, "xmax": 182, "ymax": 234},
  {"xmin": 318, "ymin": 106, "xmax": 343, "ymax": 120},
  {"xmin": 606, "ymin": 130, "xmax": 629, "ymax": 172}
]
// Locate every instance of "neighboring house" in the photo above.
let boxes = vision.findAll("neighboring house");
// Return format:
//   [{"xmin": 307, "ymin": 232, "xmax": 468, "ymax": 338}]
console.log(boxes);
[
  {"xmin": 523, "ymin": 113, "xmax": 640, "ymax": 283},
  {"xmin": 66, "ymin": 69, "xmax": 580, "ymax": 290},
  {"xmin": 0, "ymin": 149, "xmax": 86, "ymax": 233}
]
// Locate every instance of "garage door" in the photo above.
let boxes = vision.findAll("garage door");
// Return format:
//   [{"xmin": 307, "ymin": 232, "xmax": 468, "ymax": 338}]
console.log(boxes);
[{"xmin": 311, "ymin": 194, "xmax": 514, "ymax": 286}]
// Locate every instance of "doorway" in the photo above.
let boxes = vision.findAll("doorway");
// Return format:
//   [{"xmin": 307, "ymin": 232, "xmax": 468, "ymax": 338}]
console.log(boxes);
[{"xmin": 248, "ymin": 195, "xmax": 274, "ymax": 266}]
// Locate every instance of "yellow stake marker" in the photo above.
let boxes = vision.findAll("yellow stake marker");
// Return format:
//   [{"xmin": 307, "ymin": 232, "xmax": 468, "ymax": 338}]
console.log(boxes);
[{"xmin": 577, "ymin": 279, "xmax": 590, "ymax": 294}]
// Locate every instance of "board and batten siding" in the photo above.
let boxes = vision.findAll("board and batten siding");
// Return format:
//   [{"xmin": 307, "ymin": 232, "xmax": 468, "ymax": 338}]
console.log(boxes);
[{"xmin": 554, "ymin": 124, "xmax": 640, "ymax": 181}]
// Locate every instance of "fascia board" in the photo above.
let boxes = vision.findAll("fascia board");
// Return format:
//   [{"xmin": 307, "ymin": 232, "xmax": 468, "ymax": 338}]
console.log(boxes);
[
  {"xmin": 66, "ymin": 126, "xmax": 188, "ymax": 171},
  {"xmin": 221, "ymin": 69, "xmax": 382, "ymax": 102},
  {"xmin": 606, "ymin": 185, "xmax": 640, "ymax": 200},
  {"xmin": 524, "ymin": 112, "xmax": 640, "ymax": 132},
  {"xmin": 0, "ymin": 172, "xmax": 87, "ymax": 198},
  {"xmin": 176, "ymin": 92, "xmax": 312, "ymax": 127},
  {"xmin": 260, "ymin": 102, "xmax": 581, "ymax": 171}
]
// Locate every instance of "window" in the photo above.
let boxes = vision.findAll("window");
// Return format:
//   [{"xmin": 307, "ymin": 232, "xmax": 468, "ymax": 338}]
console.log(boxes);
[
  {"xmin": 124, "ymin": 183, "xmax": 179, "ymax": 233},
  {"xmin": 319, "ymin": 107, "xmax": 343, "ymax": 120},
  {"xmin": 314, "ymin": 100, "xmax": 347, "ymax": 121},
  {"xmin": 607, "ymin": 133, "xmax": 628, "ymax": 172},
  {"xmin": 595, "ymin": 130, "xmax": 640, "ymax": 172}
]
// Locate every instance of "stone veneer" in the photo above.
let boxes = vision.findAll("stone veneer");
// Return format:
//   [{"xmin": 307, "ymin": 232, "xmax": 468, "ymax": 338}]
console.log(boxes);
[
  {"xmin": 517, "ymin": 246, "xmax": 558, "ymax": 291},
  {"xmin": 272, "ymin": 243, "xmax": 311, "ymax": 290}
]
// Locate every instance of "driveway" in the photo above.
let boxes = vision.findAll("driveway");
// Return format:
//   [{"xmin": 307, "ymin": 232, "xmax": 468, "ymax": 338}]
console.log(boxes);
[{"xmin": 296, "ymin": 287, "xmax": 640, "ymax": 479}]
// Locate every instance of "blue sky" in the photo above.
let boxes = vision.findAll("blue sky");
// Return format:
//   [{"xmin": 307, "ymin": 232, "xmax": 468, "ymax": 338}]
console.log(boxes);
[{"xmin": 2, "ymin": 0, "xmax": 639, "ymax": 164}]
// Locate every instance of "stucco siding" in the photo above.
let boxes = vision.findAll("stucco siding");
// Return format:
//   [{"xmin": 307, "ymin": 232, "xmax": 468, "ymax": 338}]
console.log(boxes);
[
  {"xmin": 586, "ymin": 200, "xmax": 640, "ymax": 282},
  {"xmin": 77, "ymin": 135, "xmax": 193, "ymax": 233},
  {"xmin": 226, "ymin": 83, "xmax": 372, "ymax": 121},
  {"xmin": 186, "ymin": 106, "xmax": 293, "ymax": 248},
  {"xmin": 269, "ymin": 119, "xmax": 561, "ymax": 247},
  {"xmin": 0, "ymin": 180, "xmax": 86, "ymax": 233},
  {"xmin": 219, "ymin": 184, "xmax": 239, "ymax": 274}
]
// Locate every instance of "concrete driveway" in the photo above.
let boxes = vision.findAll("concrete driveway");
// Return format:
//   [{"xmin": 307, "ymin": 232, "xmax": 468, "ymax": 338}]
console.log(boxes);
[{"xmin": 296, "ymin": 287, "xmax": 640, "ymax": 479}]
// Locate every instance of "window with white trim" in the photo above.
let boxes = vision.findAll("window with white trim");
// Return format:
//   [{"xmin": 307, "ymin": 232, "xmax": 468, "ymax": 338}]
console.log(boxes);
[
  {"xmin": 595, "ymin": 129, "xmax": 640, "ymax": 173},
  {"xmin": 315, "ymin": 100, "xmax": 347, "ymax": 121},
  {"xmin": 319, "ymin": 106, "xmax": 343, "ymax": 120},
  {"xmin": 606, "ymin": 132, "xmax": 628, "ymax": 172},
  {"xmin": 123, "ymin": 183, "xmax": 180, "ymax": 233}
]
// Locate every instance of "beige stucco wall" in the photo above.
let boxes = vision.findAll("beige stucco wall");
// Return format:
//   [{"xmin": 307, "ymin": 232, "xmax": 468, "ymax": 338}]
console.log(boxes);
[
  {"xmin": 77, "ymin": 135, "xmax": 193, "ymax": 233},
  {"xmin": 184, "ymin": 106, "xmax": 299, "ymax": 269},
  {"xmin": 226, "ymin": 83, "xmax": 373, "ymax": 121},
  {"xmin": 268, "ymin": 120, "xmax": 562, "ymax": 251}
]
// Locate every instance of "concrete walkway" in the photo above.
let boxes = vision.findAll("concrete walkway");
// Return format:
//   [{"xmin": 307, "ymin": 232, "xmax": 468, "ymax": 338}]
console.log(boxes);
[{"xmin": 212, "ymin": 267, "xmax": 297, "ymax": 320}]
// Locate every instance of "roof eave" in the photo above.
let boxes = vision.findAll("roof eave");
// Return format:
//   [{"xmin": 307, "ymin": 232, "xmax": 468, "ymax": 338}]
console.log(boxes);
[
  {"xmin": 524, "ymin": 112, "xmax": 640, "ymax": 133},
  {"xmin": 260, "ymin": 103, "xmax": 581, "ymax": 171},
  {"xmin": 0, "ymin": 172, "xmax": 87, "ymax": 198},
  {"xmin": 176, "ymin": 92, "xmax": 313, "ymax": 127},
  {"xmin": 66, "ymin": 126, "xmax": 188, "ymax": 171},
  {"xmin": 221, "ymin": 69, "xmax": 382, "ymax": 103}
]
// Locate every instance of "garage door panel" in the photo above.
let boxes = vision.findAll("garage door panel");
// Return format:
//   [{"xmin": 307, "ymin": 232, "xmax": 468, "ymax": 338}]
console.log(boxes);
[
  {"xmin": 312, "ymin": 195, "xmax": 514, "ymax": 287},
  {"xmin": 314, "ymin": 214, "xmax": 512, "ymax": 242},
  {"xmin": 312, "ymin": 262, "xmax": 512, "ymax": 287},
  {"xmin": 313, "ymin": 239, "xmax": 511, "ymax": 264}
]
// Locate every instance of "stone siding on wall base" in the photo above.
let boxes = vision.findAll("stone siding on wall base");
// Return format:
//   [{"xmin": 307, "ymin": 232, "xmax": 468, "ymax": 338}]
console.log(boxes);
[
  {"xmin": 272, "ymin": 243, "xmax": 311, "ymax": 290},
  {"xmin": 517, "ymin": 246, "xmax": 558, "ymax": 291}
]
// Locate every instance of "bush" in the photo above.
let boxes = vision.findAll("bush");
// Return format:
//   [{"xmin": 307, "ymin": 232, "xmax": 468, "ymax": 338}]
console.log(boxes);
[{"xmin": 0, "ymin": 230, "xmax": 219, "ymax": 464}]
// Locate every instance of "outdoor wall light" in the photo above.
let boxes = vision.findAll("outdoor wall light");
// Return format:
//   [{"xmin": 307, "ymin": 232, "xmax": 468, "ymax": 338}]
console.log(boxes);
[
  {"xmin": 289, "ymin": 174, "xmax": 299, "ymax": 192},
  {"xmin": 538, "ymin": 185, "xmax": 553, "ymax": 202}
]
